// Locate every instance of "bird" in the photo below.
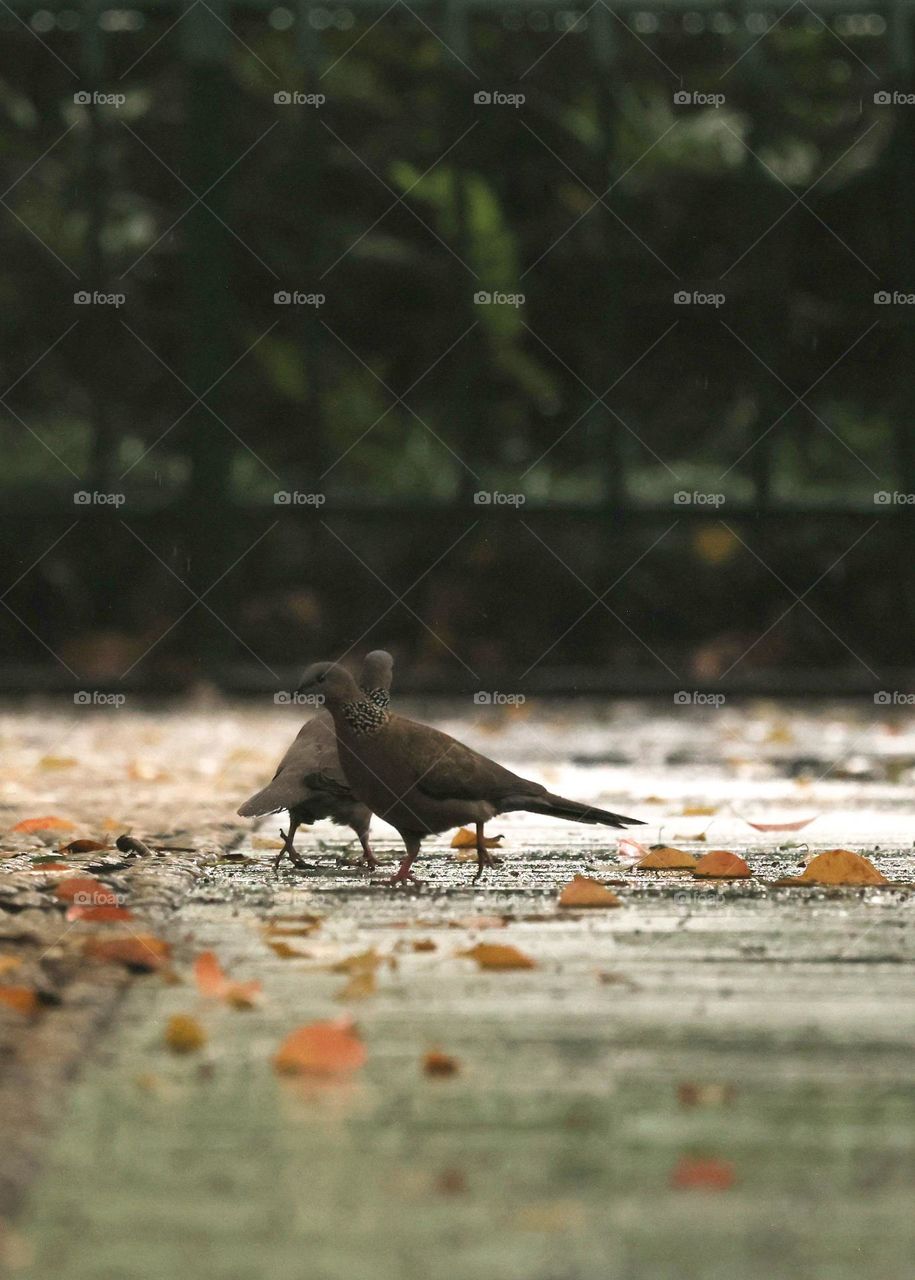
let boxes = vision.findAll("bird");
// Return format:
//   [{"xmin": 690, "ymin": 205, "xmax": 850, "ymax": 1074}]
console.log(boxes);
[
  {"xmin": 237, "ymin": 650, "xmax": 394, "ymax": 871},
  {"xmin": 295, "ymin": 661, "xmax": 645, "ymax": 884}
]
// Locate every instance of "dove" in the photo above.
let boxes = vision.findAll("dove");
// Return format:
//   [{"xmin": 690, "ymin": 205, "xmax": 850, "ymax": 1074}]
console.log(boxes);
[
  {"xmin": 238, "ymin": 650, "xmax": 393, "ymax": 870},
  {"xmin": 296, "ymin": 662, "xmax": 645, "ymax": 884}
]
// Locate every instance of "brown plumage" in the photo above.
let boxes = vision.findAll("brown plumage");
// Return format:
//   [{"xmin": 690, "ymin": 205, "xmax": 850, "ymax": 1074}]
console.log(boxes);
[
  {"xmin": 237, "ymin": 651, "xmax": 393, "ymax": 869},
  {"xmin": 297, "ymin": 662, "xmax": 645, "ymax": 883}
]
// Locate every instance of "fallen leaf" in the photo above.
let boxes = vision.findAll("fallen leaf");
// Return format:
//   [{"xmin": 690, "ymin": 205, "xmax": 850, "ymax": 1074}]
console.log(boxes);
[
  {"xmin": 29, "ymin": 860, "xmax": 72, "ymax": 870},
  {"xmin": 413, "ymin": 939, "xmax": 437, "ymax": 952},
  {"xmin": 558, "ymin": 876, "xmax": 621, "ymax": 908},
  {"xmin": 165, "ymin": 1014, "xmax": 207, "ymax": 1054},
  {"xmin": 60, "ymin": 839, "xmax": 109, "ymax": 854},
  {"xmin": 692, "ymin": 851, "xmax": 752, "ymax": 879},
  {"xmin": 267, "ymin": 940, "xmax": 311, "ymax": 959},
  {"xmin": 331, "ymin": 948, "xmax": 381, "ymax": 975},
  {"xmin": 462, "ymin": 943, "xmax": 536, "ymax": 971},
  {"xmin": 450, "ymin": 827, "xmax": 503, "ymax": 849},
  {"xmin": 37, "ymin": 755, "xmax": 77, "ymax": 770},
  {"xmin": 681, "ymin": 805, "xmax": 717, "ymax": 817},
  {"xmin": 84, "ymin": 935, "xmax": 171, "ymax": 971},
  {"xmin": 193, "ymin": 951, "xmax": 262, "ymax": 1006},
  {"xmin": 677, "ymin": 1082, "xmax": 736, "ymax": 1108},
  {"xmin": 336, "ymin": 971, "xmax": 377, "ymax": 1001},
  {"xmin": 780, "ymin": 849, "xmax": 887, "ymax": 887},
  {"xmin": 0, "ymin": 956, "xmax": 22, "ymax": 977},
  {"xmin": 53, "ymin": 876, "xmax": 117, "ymax": 905},
  {"xmin": 66, "ymin": 904, "xmax": 134, "ymax": 923},
  {"xmin": 636, "ymin": 847, "xmax": 698, "ymax": 870},
  {"xmin": 0, "ymin": 985, "xmax": 39, "ymax": 1015},
  {"xmin": 423, "ymin": 1049, "xmax": 459, "ymax": 1077},
  {"xmin": 273, "ymin": 1017, "xmax": 366, "ymax": 1076},
  {"xmin": 744, "ymin": 818, "xmax": 816, "ymax": 833},
  {"xmin": 670, "ymin": 1156, "xmax": 735, "ymax": 1190},
  {"xmin": 12, "ymin": 815, "xmax": 75, "ymax": 833},
  {"xmin": 615, "ymin": 837, "xmax": 652, "ymax": 865}
]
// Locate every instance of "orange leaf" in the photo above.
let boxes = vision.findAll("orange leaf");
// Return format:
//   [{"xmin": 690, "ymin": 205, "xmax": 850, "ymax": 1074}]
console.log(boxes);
[
  {"xmin": 558, "ymin": 875, "xmax": 621, "ymax": 908},
  {"xmin": 0, "ymin": 985, "xmax": 39, "ymax": 1015},
  {"xmin": 331, "ymin": 948, "xmax": 381, "ymax": 975},
  {"xmin": 637, "ymin": 847, "xmax": 697, "ymax": 870},
  {"xmin": 193, "ymin": 951, "xmax": 262, "ymax": 1006},
  {"xmin": 423, "ymin": 1049, "xmax": 459, "ymax": 1077},
  {"xmin": 273, "ymin": 1017, "xmax": 366, "ymax": 1076},
  {"xmin": 267, "ymin": 940, "xmax": 311, "ymax": 959},
  {"xmin": 692, "ymin": 851, "xmax": 752, "ymax": 879},
  {"xmin": 671, "ymin": 1156, "xmax": 735, "ymax": 1191},
  {"xmin": 450, "ymin": 827, "xmax": 503, "ymax": 849},
  {"xmin": 0, "ymin": 957, "xmax": 21, "ymax": 977},
  {"xmin": 744, "ymin": 818, "xmax": 816, "ymax": 833},
  {"xmin": 795, "ymin": 849, "xmax": 886, "ymax": 886},
  {"xmin": 462, "ymin": 943, "xmax": 536, "ymax": 971},
  {"xmin": 12, "ymin": 815, "xmax": 75, "ymax": 833},
  {"xmin": 30, "ymin": 861, "xmax": 72, "ymax": 871},
  {"xmin": 165, "ymin": 1014, "xmax": 207, "ymax": 1054},
  {"xmin": 60, "ymin": 839, "xmax": 110, "ymax": 853},
  {"xmin": 54, "ymin": 877, "xmax": 117, "ymax": 905},
  {"xmin": 85, "ymin": 935, "xmax": 171, "ymax": 971},
  {"xmin": 66, "ymin": 905, "xmax": 133, "ymax": 923}
]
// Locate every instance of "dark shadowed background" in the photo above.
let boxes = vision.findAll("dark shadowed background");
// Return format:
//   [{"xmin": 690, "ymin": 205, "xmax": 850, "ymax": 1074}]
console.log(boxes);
[{"xmin": 1, "ymin": 0, "xmax": 912, "ymax": 695}]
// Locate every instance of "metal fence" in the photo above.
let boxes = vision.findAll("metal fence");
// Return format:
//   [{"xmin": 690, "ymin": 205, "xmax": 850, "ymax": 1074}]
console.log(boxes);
[{"xmin": 1, "ymin": 0, "xmax": 913, "ymax": 692}]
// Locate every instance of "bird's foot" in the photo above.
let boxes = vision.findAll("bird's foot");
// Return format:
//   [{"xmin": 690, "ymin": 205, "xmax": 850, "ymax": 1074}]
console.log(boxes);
[
  {"xmin": 385, "ymin": 855, "xmax": 423, "ymax": 887},
  {"xmin": 273, "ymin": 830, "xmax": 319, "ymax": 872},
  {"xmin": 472, "ymin": 848, "xmax": 502, "ymax": 883}
]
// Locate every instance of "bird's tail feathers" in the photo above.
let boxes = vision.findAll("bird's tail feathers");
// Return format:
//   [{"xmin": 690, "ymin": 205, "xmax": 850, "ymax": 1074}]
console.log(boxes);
[{"xmin": 502, "ymin": 792, "xmax": 645, "ymax": 828}]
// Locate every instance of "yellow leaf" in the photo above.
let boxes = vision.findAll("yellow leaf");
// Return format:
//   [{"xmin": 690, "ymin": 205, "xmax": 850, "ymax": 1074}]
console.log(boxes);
[
  {"xmin": 451, "ymin": 827, "xmax": 504, "ymax": 849},
  {"xmin": 462, "ymin": 943, "xmax": 535, "ymax": 971},
  {"xmin": 164, "ymin": 1014, "xmax": 206, "ymax": 1054},
  {"xmin": 557, "ymin": 876, "xmax": 621, "ymax": 908}
]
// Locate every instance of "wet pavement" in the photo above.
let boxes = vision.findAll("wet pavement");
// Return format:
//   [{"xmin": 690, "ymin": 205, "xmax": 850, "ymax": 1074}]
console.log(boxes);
[{"xmin": 1, "ymin": 698, "xmax": 913, "ymax": 1279}]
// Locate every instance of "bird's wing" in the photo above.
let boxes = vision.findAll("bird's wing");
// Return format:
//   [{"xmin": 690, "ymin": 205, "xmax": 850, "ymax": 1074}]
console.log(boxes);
[
  {"xmin": 272, "ymin": 712, "xmax": 338, "ymax": 779},
  {"xmin": 389, "ymin": 716, "xmax": 540, "ymax": 803}
]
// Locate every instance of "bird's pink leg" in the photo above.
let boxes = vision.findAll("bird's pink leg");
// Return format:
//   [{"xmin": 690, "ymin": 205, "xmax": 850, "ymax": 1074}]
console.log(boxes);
[
  {"xmin": 274, "ymin": 822, "xmax": 317, "ymax": 871},
  {"xmin": 358, "ymin": 830, "xmax": 379, "ymax": 871},
  {"xmin": 473, "ymin": 821, "xmax": 496, "ymax": 883},
  {"xmin": 387, "ymin": 837, "xmax": 422, "ymax": 886}
]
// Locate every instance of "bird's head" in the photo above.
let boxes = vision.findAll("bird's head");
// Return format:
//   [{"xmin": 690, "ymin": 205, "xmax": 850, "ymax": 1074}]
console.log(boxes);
[
  {"xmin": 360, "ymin": 649, "xmax": 393, "ymax": 694},
  {"xmin": 296, "ymin": 661, "xmax": 361, "ymax": 706}
]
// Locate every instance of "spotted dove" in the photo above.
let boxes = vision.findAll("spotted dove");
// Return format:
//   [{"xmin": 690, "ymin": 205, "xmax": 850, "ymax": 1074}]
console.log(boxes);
[
  {"xmin": 296, "ymin": 662, "xmax": 645, "ymax": 883},
  {"xmin": 237, "ymin": 651, "xmax": 393, "ymax": 869}
]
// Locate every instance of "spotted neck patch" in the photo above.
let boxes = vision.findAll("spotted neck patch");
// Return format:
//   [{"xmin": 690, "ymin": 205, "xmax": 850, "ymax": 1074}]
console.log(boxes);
[
  {"xmin": 360, "ymin": 685, "xmax": 390, "ymax": 710},
  {"xmin": 342, "ymin": 696, "xmax": 389, "ymax": 736}
]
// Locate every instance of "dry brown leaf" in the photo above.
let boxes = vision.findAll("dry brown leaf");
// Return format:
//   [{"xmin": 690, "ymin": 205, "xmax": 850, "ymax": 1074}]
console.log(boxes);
[
  {"xmin": 682, "ymin": 805, "xmax": 717, "ymax": 817},
  {"xmin": 692, "ymin": 851, "xmax": 752, "ymax": 879},
  {"xmin": 412, "ymin": 939, "xmax": 437, "ymax": 952},
  {"xmin": 557, "ymin": 876, "xmax": 621, "ymax": 909},
  {"xmin": 84, "ymin": 935, "xmax": 171, "ymax": 971},
  {"xmin": 165, "ymin": 1014, "xmax": 207, "ymax": 1054},
  {"xmin": 60, "ymin": 839, "xmax": 109, "ymax": 854},
  {"xmin": 54, "ymin": 876, "xmax": 117, "ymax": 905},
  {"xmin": 0, "ymin": 985, "xmax": 39, "ymax": 1015},
  {"xmin": 193, "ymin": 951, "xmax": 262, "ymax": 1007},
  {"xmin": 273, "ymin": 1017, "xmax": 366, "ymax": 1075},
  {"xmin": 462, "ymin": 943, "xmax": 535, "ymax": 971},
  {"xmin": 637, "ymin": 847, "xmax": 698, "ymax": 870},
  {"xmin": 0, "ymin": 956, "xmax": 21, "ymax": 977},
  {"xmin": 670, "ymin": 1156, "xmax": 735, "ymax": 1190},
  {"xmin": 423, "ymin": 1049, "xmax": 460, "ymax": 1077},
  {"xmin": 780, "ymin": 849, "xmax": 887, "ymax": 887},
  {"xmin": 266, "ymin": 940, "xmax": 311, "ymax": 959},
  {"xmin": 450, "ymin": 827, "xmax": 503, "ymax": 849},
  {"xmin": 12, "ymin": 815, "xmax": 75, "ymax": 833},
  {"xmin": 336, "ymin": 971, "xmax": 377, "ymax": 1001},
  {"xmin": 331, "ymin": 948, "xmax": 381, "ymax": 975}
]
